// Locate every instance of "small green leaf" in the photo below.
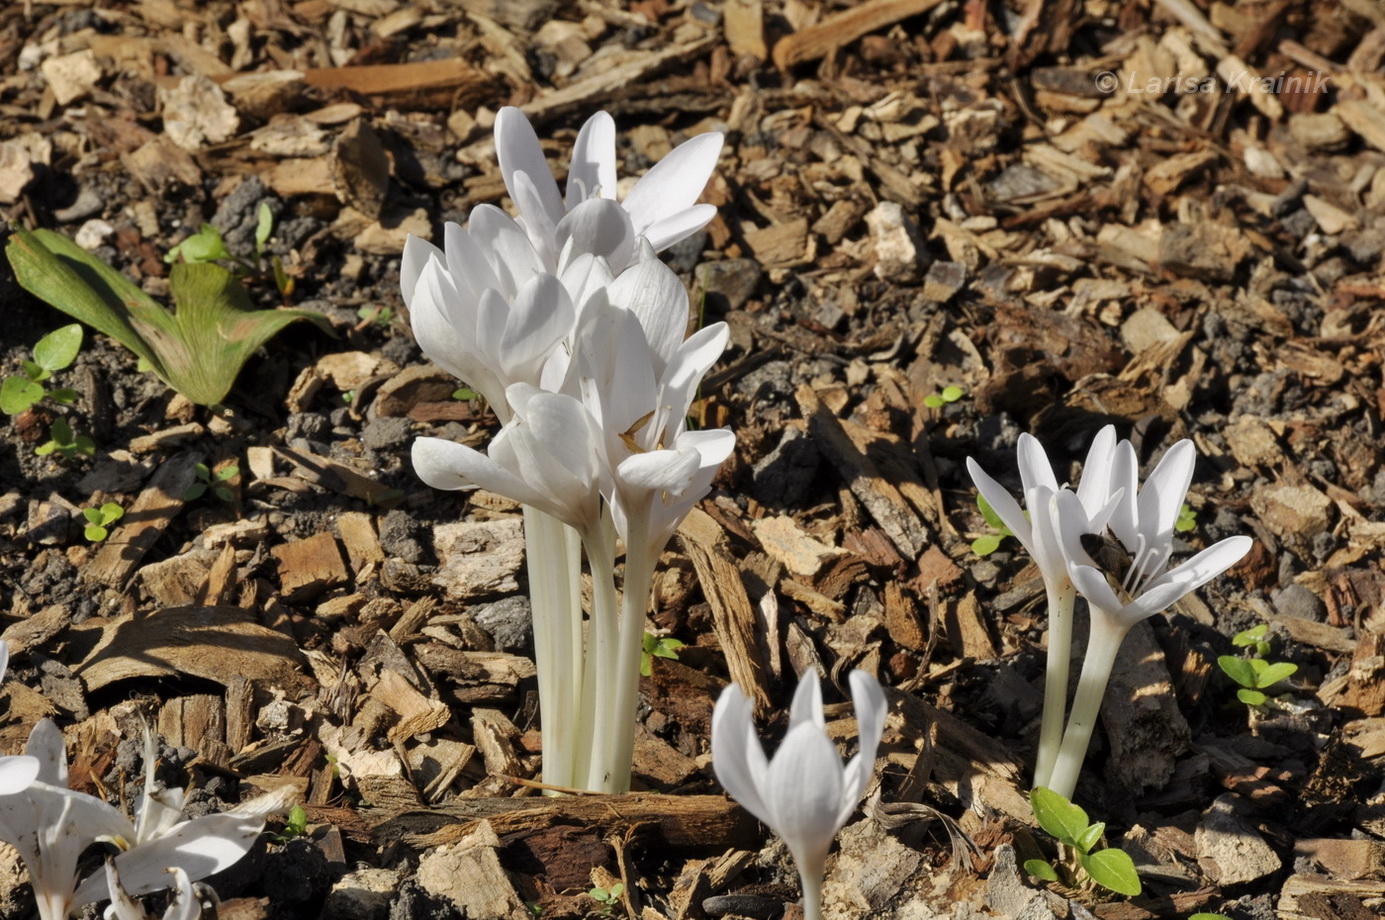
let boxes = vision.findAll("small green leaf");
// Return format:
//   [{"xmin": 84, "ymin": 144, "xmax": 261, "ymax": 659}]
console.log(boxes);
[
  {"xmin": 1023, "ymin": 859, "xmax": 1059, "ymax": 882},
  {"xmin": 453, "ymin": 387, "xmax": 478, "ymax": 401},
  {"xmin": 216, "ymin": 465, "xmax": 240, "ymax": 481},
  {"xmin": 1232, "ymin": 625, "xmax": 1267, "ymax": 647},
  {"xmin": 48, "ymin": 388, "xmax": 78, "ymax": 405},
  {"xmin": 0, "ymin": 377, "xmax": 44, "ymax": 414},
  {"xmin": 1217, "ymin": 655, "xmax": 1259, "ymax": 689},
  {"xmin": 1075, "ymin": 821, "xmax": 1105, "ymax": 854},
  {"xmin": 33, "ymin": 324, "xmax": 83, "ymax": 372},
  {"xmin": 1080, "ymin": 847, "xmax": 1142, "ymax": 896},
  {"xmin": 1030, "ymin": 787, "xmax": 1089, "ymax": 847},
  {"xmin": 1190, "ymin": 913, "xmax": 1234, "ymax": 920},
  {"xmin": 83, "ymin": 507, "xmax": 104, "ymax": 525},
  {"xmin": 75, "ymin": 435, "xmax": 95, "ymax": 456},
  {"xmin": 941, "ymin": 385, "xmax": 964, "ymax": 402},
  {"xmin": 1255, "ymin": 661, "xmax": 1297, "ymax": 688},
  {"xmin": 84, "ymin": 524, "xmax": 108, "ymax": 542},
  {"xmin": 183, "ymin": 482, "xmax": 208, "ymax": 501},
  {"xmin": 166, "ymin": 224, "xmax": 232, "ymax": 264},
  {"xmin": 99, "ymin": 502, "xmax": 123, "ymax": 524},
  {"xmin": 924, "ymin": 394, "xmax": 943, "ymax": 408},
  {"xmin": 972, "ymin": 534, "xmax": 1002, "ymax": 556},
  {"xmin": 1237, "ymin": 688, "xmax": 1267, "ymax": 706},
  {"xmin": 1175, "ymin": 502, "xmax": 1197, "ymax": 533},
  {"xmin": 255, "ymin": 202, "xmax": 274, "ymax": 255},
  {"xmin": 21, "ymin": 360, "xmax": 46, "ymax": 381},
  {"xmin": 977, "ymin": 494, "xmax": 1009, "ymax": 532}
]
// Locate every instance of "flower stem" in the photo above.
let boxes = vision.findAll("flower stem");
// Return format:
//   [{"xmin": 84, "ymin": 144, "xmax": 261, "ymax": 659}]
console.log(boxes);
[
  {"xmin": 580, "ymin": 513, "xmax": 620, "ymax": 792},
  {"xmin": 1033, "ymin": 580, "xmax": 1075, "ymax": 790},
  {"xmin": 1048, "ymin": 611, "xmax": 1130, "ymax": 800},
  {"xmin": 603, "ymin": 522, "xmax": 657, "ymax": 794},
  {"xmin": 799, "ymin": 863, "xmax": 824, "ymax": 920},
  {"xmin": 522, "ymin": 505, "xmax": 583, "ymax": 790}
]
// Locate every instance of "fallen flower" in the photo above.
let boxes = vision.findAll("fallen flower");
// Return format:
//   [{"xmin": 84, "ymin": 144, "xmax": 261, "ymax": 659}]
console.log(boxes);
[{"xmin": 713, "ymin": 671, "xmax": 886, "ymax": 920}]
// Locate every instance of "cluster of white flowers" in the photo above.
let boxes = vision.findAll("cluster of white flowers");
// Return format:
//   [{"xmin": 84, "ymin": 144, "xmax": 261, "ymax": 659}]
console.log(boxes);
[
  {"xmin": 405, "ymin": 107, "xmax": 732, "ymax": 793},
  {"xmin": 0, "ymin": 642, "xmax": 291, "ymax": 919},
  {"xmin": 968, "ymin": 426, "xmax": 1251, "ymax": 798}
]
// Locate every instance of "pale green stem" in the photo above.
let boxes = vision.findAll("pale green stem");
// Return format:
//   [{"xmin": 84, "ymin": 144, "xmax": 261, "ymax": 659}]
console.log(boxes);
[
  {"xmin": 1033, "ymin": 580, "xmax": 1076, "ymax": 791},
  {"xmin": 579, "ymin": 512, "xmax": 620, "ymax": 792},
  {"xmin": 601, "ymin": 519, "xmax": 658, "ymax": 794},
  {"xmin": 522, "ymin": 505, "xmax": 582, "ymax": 790},
  {"xmin": 1048, "ymin": 611, "xmax": 1131, "ymax": 800}
]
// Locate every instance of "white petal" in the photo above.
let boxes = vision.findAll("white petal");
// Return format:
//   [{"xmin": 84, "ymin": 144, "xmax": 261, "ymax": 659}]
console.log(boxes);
[
  {"xmin": 1069, "ymin": 563, "xmax": 1125, "ymax": 616},
  {"xmin": 1016, "ymin": 434, "xmax": 1060, "ymax": 495},
  {"xmin": 658, "ymin": 323, "xmax": 729, "ymax": 428},
  {"xmin": 0, "ymin": 756, "xmax": 38, "ymax": 795},
  {"xmin": 1075, "ymin": 425, "xmax": 1117, "ymax": 517},
  {"xmin": 1137, "ymin": 536, "xmax": 1253, "ymax": 615},
  {"xmin": 510, "ymin": 169, "xmax": 560, "ymax": 266},
  {"xmin": 965, "ymin": 458, "xmax": 1034, "ymax": 549},
  {"xmin": 1107, "ymin": 441, "xmax": 1140, "ymax": 552},
  {"xmin": 162, "ymin": 868, "xmax": 201, "ymax": 920},
  {"xmin": 75, "ymin": 813, "xmax": 267, "ymax": 905},
  {"xmin": 841, "ymin": 671, "xmax": 886, "ymax": 807},
  {"xmin": 789, "ymin": 671, "xmax": 826, "ymax": 732},
  {"xmin": 761, "ymin": 723, "xmax": 845, "ymax": 876},
  {"xmin": 1025, "ymin": 485, "xmax": 1068, "ymax": 584},
  {"xmin": 27, "ymin": 719, "xmax": 68, "ymax": 787},
  {"xmin": 442, "ymin": 220, "xmax": 501, "ymax": 303},
  {"xmin": 500, "ymin": 273, "xmax": 575, "ymax": 383},
  {"xmin": 605, "ymin": 257, "xmax": 688, "ymax": 367},
  {"xmin": 399, "ymin": 234, "xmax": 441, "ymax": 306},
  {"xmin": 621, "ymin": 132, "xmax": 723, "ymax": 236},
  {"xmin": 711, "ymin": 684, "xmax": 773, "ymax": 828},
  {"xmin": 0, "ymin": 639, "xmax": 9, "ymax": 683},
  {"xmin": 1138, "ymin": 439, "xmax": 1195, "ymax": 573},
  {"xmin": 410, "ymin": 437, "xmax": 539, "ymax": 506},
  {"xmin": 470, "ymin": 205, "xmax": 544, "ymax": 297},
  {"xmin": 566, "ymin": 111, "xmax": 617, "ymax": 207},
  {"xmin": 616, "ymin": 449, "xmax": 700, "ymax": 495},
  {"xmin": 555, "ymin": 198, "xmax": 635, "ymax": 271},
  {"xmin": 495, "ymin": 107, "xmax": 564, "ymax": 228},
  {"xmin": 640, "ymin": 204, "xmax": 718, "ymax": 253}
]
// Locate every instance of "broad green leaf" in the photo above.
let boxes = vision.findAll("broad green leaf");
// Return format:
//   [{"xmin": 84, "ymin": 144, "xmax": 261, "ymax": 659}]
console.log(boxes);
[
  {"xmin": 924, "ymin": 394, "xmax": 943, "ymax": 408},
  {"xmin": 48, "ymin": 388, "xmax": 78, "ymax": 405},
  {"xmin": 1255, "ymin": 661, "xmax": 1297, "ymax": 688},
  {"xmin": 33, "ymin": 324, "xmax": 83, "ymax": 372},
  {"xmin": 1076, "ymin": 821, "xmax": 1105, "ymax": 854},
  {"xmin": 0, "ymin": 377, "xmax": 43, "ymax": 414},
  {"xmin": 83, "ymin": 507, "xmax": 104, "ymax": 525},
  {"xmin": 941, "ymin": 385, "xmax": 964, "ymax": 402},
  {"xmin": 216, "ymin": 465, "xmax": 240, "ymax": 481},
  {"xmin": 1080, "ymin": 847, "xmax": 1142, "ymax": 896},
  {"xmin": 84, "ymin": 524, "xmax": 108, "ymax": 542},
  {"xmin": 7, "ymin": 229, "xmax": 332, "ymax": 406},
  {"xmin": 99, "ymin": 502, "xmax": 124, "ymax": 523},
  {"xmin": 1232, "ymin": 625, "xmax": 1266, "ymax": 647},
  {"xmin": 1217, "ymin": 655, "xmax": 1258, "ymax": 689},
  {"xmin": 972, "ymin": 534, "xmax": 1002, "ymax": 556},
  {"xmin": 255, "ymin": 202, "xmax": 274, "ymax": 254},
  {"xmin": 1022, "ymin": 859, "xmax": 1059, "ymax": 882},
  {"xmin": 1030, "ymin": 787, "xmax": 1089, "ymax": 847},
  {"xmin": 1237, "ymin": 688, "xmax": 1267, "ymax": 706}
]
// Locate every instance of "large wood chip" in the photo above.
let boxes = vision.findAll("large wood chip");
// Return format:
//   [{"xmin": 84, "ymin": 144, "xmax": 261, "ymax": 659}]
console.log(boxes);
[
  {"xmin": 772, "ymin": 0, "xmax": 947, "ymax": 69},
  {"xmin": 74, "ymin": 606, "xmax": 311, "ymax": 692},
  {"xmin": 85, "ymin": 449, "xmax": 202, "ymax": 589}
]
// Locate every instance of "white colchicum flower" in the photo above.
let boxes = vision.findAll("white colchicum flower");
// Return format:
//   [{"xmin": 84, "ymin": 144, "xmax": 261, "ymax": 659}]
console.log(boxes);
[
  {"xmin": 966, "ymin": 426, "xmax": 1119, "ymax": 790},
  {"xmin": 0, "ymin": 719, "xmax": 293, "ymax": 920},
  {"xmin": 1045, "ymin": 460, "xmax": 1252, "ymax": 799},
  {"xmin": 713, "ymin": 671, "xmax": 886, "ymax": 920},
  {"xmin": 103, "ymin": 863, "xmax": 203, "ymax": 920}
]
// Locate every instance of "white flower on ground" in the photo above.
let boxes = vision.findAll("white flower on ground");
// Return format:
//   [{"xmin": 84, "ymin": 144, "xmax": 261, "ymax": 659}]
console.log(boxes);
[
  {"xmin": 495, "ymin": 106, "xmax": 722, "ymax": 267},
  {"xmin": 0, "ymin": 720, "xmax": 293, "ymax": 920},
  {"xmin": 712, "ymin": 671, "xmax": 887, "ymax": 920}
]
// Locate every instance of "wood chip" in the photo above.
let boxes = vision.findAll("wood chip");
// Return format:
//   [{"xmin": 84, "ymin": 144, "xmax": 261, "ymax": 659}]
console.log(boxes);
[
  {"xmin": 272, "ymin": 532, "xmax": 349, "ymax": 603},
  {"xmin": 85, "ymin": 449, "xmax": 203, "ymax": 588}
]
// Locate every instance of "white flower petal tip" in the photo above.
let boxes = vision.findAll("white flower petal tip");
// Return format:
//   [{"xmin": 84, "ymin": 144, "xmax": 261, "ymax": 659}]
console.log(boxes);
[{"xmin": 711, "ymin": 670, "xmax": 885, "ymax": 909}]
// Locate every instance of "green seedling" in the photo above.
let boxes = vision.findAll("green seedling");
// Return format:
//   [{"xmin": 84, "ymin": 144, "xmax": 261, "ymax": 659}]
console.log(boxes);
[
  {"xmin": 8, "ymin": 228, "xmax": 330, "ymax": 407},
  {"xmin": 640, "ymin": 632, "xmax": 685, "ymax": 677},
  {"xmin": 587, "ymin": 883, "xmax": 624, "ymax": 917},
  {"xmin": 273, "ymin": 804, "xmax": 310, "ymax": 843},
  {"xmin": 357, "ymin": 304, "xmax": 395, "ymax": 326},
  {"xmin": 185, "ymin": 463, "xmax": 239, "ymax": 502},
  {"xmin": 1024, "ymin": 786, "xmax": 1142, "ymax": 898},
  {"xmin": 1217, "ymin": 628, "xmax": 1298, "ymax": 707},
  {"xmin": 1175, "ymin": 502, "xmax": 1197, "ymax": 533},
  {"xmin": 36, "ymin": 416, "xmax": 94, "ymax": 459},
  {"xmin": 972, "ymin": 494, "xmax": 1016, "ymax": 556},
  {"xmin": 1231, "ymin": 623, "xmax": 1271, "ymax": 657},
  {"xmin": 0, "ymin": 324, "xmax": 83, "ymax": 415},
  {"xmin": 453, "ymin": 386, "xmax": 478, "ymax": 401},
  {"xmin": 923, "ymin": 384, "xmax": 964, "ymax": 409},
  {"xmin": 82, "ymin": 502, "xmax": 123, "ymax": 542},
  {"xmin": 1190, "ymin": 914, "xmax": 1233, "ymax": 920},
  {"xmin": 166, "ymin": 203, "xmax": 294, "ymax": 299}
]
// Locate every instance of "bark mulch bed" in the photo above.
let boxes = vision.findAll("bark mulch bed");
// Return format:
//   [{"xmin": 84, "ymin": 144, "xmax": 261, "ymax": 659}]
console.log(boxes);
[{"xmin": 1, "ymin": 0, "xmax": 1384, "ymax": 918}]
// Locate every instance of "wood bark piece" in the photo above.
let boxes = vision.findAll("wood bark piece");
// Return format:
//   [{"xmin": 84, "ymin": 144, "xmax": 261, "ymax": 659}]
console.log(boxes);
[
  {"xmin": 85, "ymin": 449, "xmax": 203, "ymax": 588},
  {"xmin": 772, "ymin": 0, "xmax": 947, "ymax": 69},
  {"xmin": 74, "ymin": 606, "xmax": 311, "ymax": 693},
  {"xmin": 338, "ymin": 512, "xmax": 386, "ymax": 572},
  {"xmin": 159, "ymin": 694, "xmax": 230, "ymax": 766},
  {"xmin": 415, "ymin": 821, "xmax": 529, "ymax": 920},
  {"xmin": 273, "ymin": 443, "xmax": 404, "ymax": 508},
  {"xmin": 273, "ymin": 532, "xmax": 349, "ymax": 603},
  {"xmin": 797, "ymin": 385, "xmax": 928, "ymax": 559},
  {"xmin": 385, "ymin": 794, "xmax": 758, "ymax": 851},
  {"xmin": 302, "ymin": 59, "xmax": 496, "ymax": 109},
  {"xmin": 679, "ymin": 510, "xmax": 772, "ymax": 718},
  {"xmin": 1101, "ymin": 621, "xmax": 1191, "ymax": 794}
]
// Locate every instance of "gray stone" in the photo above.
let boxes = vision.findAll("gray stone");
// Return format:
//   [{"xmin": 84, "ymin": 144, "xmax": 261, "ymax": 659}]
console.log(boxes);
[
  {"xmin": 699, "ymin": 258, "xmax": 762, "ymax": 311},
  {"xmin": 379, "ymin": 509, "xmax": 429, "ymax": 564},
  {"xmin": 1273, "ymin": 583, "xmax": 1326, "ymax": 622},
  {"xmin": 751, "ymin": 427, "xmax": 820, "ymax": 508},
  {"xmin": 362, "ymin": 416, "xmax": 412, "ymax": 452},
  {"xmin": 325, "ymin": 867, "xmax": 401, "ymax": 920},
  {"xmin": 470, "ymin": 595, "xmax": 532, "ymax": 650}
]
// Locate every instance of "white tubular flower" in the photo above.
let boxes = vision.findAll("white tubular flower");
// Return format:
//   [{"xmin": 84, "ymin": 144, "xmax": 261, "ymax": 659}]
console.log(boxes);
[
  {"xmin": 0, "ymin": 642, "xmax": 40, "ymax": 795},
  {"xmin": 0, "ymin": 719, "xmax": 292, "ymax": 919},
  {"xmin": 712, "ymin": 672, "xmax": 887, "ymax": 920},
  {"xmin": 1105, "ymin": 438, "xmax": 1194, "ymax": 589},
  {"xmin": 495, "ymin": 107, "xmax": 722, "ymax": 267}
]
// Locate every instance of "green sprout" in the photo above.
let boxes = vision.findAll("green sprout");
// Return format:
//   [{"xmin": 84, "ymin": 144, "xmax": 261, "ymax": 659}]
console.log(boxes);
[
  {"xmin": 272, "ymin": 804, "xmax": 310, "ymax": 843},
  {"xmin": 357, "ymin": 304, "xmax": 395, "ymax": 326},
  {"xmin": 1175, "ymin": 502, "xmax": 1197, "ymax": 533},
  {"xmin": 640, "ymin": 632, "xmax": 685, "ymax": 677},
  {"xmin": 1190, "ymin": 914, "xmax": 1233, "ymax": 920},
  {"xmin": 36, "ymin": 416, "xmax": 94, "ymax": 459},
  {"xmin": 972, "ymin": 494, "xmax": 1015, "ymax": 556},
  {"xmin": 165, "ymin": 203, "xmax": 293, "ymax": 300},
  {"xmin": 923, "ymin": 384, "xmax": 964, "ymax": 409},
  {"xmin": 184, "ymin": 463, "xmax": 239, "ymax": 502},
  {"xmin": 82, "ymin": 502, "xmax": 124, "ymax": 542},
  {"xmin": 1218, "ymin": 624, "xmax": 1297, "ymax": 707},
  {"xmin": 587, "ymin": 883, "xmax": 624, "ymax": 917},
  {"xmin": 1024, "ymin": 786, "xmax": 1142, "ymax": 898},
  {"xmin": 453, "ymin": 386, "xmax": 478, "ymax": 401},
  {"xmin": 0, "ymin": 324, "xmax": 83, "ymax": 415},
  {"xmin": 8, "ymin": 229, "xmax": 329, "ymax": 407}
]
